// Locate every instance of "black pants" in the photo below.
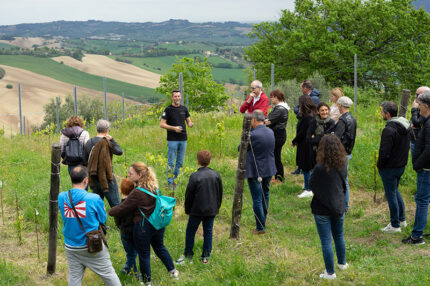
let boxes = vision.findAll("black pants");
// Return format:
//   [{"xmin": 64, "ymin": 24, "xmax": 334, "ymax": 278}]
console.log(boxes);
[{"xmin": 273, "ymin": 129, "xmax": 286, "ymax": 181}]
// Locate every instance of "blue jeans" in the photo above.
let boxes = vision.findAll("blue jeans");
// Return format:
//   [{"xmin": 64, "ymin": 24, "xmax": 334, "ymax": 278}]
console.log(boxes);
[
  {"xmin": 133, "ymin": 221, "xmax": 175, "ymax": 283},
  {"xmin": 314, "ymin": 214, "xmax": 346, "ymax": 275},
  {"xmin": 303, "ymin": 170, "xmax": 311, "ymax": 190},
  {"xmin": 345, "ymin": 154, "xmax": 352, "ymax": 210},
  {"xmin": 166, "ymin": 140, "xmax": 187, "ymax": 184},
  {"xmin": 411, "ymin": 142, "xmax": 415, "ymax": 159},
  {"xmin": 184, "ymin": 215, "xmax": 215, "ymax": 259},
  {"xmin": 248, "ymin": 177, "xmax": 271, "ymax": 231},
  {"xmin": 378, "ymin": 167, "xmax": 406, "ymax": 228},
  {"xmin": 121, "ymin": 232, "xmax": 138, "ymax": 274},
  {"xmin": 91, "ymin": 175, "xmax": 120, "ymax": 207},
  {"xmin": 412, "ymin": 170, "xmax": 430, "ymax": 239}
]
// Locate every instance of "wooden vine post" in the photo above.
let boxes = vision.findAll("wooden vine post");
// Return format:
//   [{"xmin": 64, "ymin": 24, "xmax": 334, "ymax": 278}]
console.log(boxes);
[
  {"xmin": 47, "ymin": 143, "xmax": 61, "ymax": 275},
  {"xmin": 230, "ymin": 113, "xmax": 252, "ymax": 239},
  {"xmin": 399, "ymin": 89, "xmax": 411, "ymax": 118}
]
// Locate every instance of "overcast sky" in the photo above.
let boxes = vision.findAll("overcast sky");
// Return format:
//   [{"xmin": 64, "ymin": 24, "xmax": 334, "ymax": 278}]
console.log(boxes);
[{"xmin": 0, "ymin": 0, "xmax": 295, "ymax": 25}]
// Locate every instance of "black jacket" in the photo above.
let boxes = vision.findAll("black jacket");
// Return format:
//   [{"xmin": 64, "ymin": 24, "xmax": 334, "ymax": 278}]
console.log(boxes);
[
  {"xmin": 410, "ymin": 107, "xmax": 424, "ymax": 143},
  {"xmin": 310, "ymin": 164, "xmax": 347, "ymax": 217},
  {"xmin": 311, "ymin": 117, "xmax": 335, "ymax": 148},
  {"xmin": 334, "ymin": 112, "xmax": 357, "ymax": 155},
  {"xmin": 267, "ymin": 103, "xmax": 289, "ymax": 130},
  {"xmin": 292, "ymin": 115, "xmax": 316, "ymax": 171},
  {"xmin": 84, "ymin": 136, "xmax": 123, "ymax": 165},
  {"xmin": 413, "ymin": 115, "xmax": 430, "ymax": 171},
  {"xmin": 185, "ymin": 167, "xmax": 223, "ymax": 216},
  {"xmin": 113, "ymin": 199, "xmax": 135, "ymax": 235},
  {"xmin": 377, "ymin": 118, "xmax": 410, "ymax": 169}
]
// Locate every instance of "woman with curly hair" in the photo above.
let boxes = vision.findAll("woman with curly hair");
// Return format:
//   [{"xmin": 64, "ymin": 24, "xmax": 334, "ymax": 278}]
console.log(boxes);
[
  {"xmin": 59, "ymin": 116, "xmax": 90, "ymax": 174},
  {"xmin": 292, "ymin": 95, "xmax": 316, "ymax": 198},
  {"xmin": 109, "ymin": 162, "xmax": 178, "ymax": 285},
  {"xmin": 311, "ymin": 102, "xmax": 335, "ymax": 150},
  {"xmin": 310, "ymin": 134, "xmax": 348, "ymax": 280}
]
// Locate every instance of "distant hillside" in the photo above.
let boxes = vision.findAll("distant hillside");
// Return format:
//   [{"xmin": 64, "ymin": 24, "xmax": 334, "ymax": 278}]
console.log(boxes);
[
  {"xmin": 414, "ymin": 0, "xmax": 430, "ymax": 12},
  {"xmin": 0, "ymin": 20, "xmax": 253, "ymax": 45}
]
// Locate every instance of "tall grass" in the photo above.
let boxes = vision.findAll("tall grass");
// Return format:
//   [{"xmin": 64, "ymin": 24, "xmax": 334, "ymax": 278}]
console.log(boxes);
[{"xmin": 0, "ymin": 105, "xmax": 428, "ymax": 285}]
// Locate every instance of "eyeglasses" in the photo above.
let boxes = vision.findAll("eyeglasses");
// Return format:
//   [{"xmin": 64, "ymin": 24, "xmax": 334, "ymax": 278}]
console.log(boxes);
[{"xmin": 250, "ymin": 86, "xmax": 259, "ymax": 90}]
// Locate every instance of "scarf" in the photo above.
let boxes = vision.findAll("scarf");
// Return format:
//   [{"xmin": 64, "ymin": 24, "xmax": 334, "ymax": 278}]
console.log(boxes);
[{"xmin": 315, "ymin": 115, "xmax": 332, "ymax": 136}]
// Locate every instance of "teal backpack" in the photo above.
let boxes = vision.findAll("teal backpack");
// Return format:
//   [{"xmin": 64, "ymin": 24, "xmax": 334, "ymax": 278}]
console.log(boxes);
[{"xmin": 137, "ymin": 187, "xmax": 176, "ymax": 230}]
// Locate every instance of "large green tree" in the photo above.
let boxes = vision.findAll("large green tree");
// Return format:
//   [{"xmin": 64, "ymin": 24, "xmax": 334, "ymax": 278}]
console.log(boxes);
[
  {"xmin": 246, "ymin": 0, "xmax": 430, "ymax": 96},
  {"xmin": 155, "ymin": 57, "xmax": 228, "ymax": 112}
]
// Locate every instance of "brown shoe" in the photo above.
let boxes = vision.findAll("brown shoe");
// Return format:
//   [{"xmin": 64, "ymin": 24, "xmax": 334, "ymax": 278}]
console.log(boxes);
[{"xmin": 252, "ymin": 229, "xmax": 266, "ymax": 235}]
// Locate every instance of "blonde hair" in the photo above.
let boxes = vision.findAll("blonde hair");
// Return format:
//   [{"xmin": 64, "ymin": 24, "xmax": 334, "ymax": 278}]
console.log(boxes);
[
  {"xmin": 330, "ymin": 88, "xmax": 344, "ymax": 102},
  {"xmin": 131, "ymin": 162, "xmax": 158, "ymax": 193}
]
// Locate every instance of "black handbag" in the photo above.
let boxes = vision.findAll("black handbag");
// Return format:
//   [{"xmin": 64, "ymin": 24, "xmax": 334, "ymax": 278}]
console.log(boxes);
[{"xmin": 68, "ymin": 191, "xmax": 107, "ymax": 253}]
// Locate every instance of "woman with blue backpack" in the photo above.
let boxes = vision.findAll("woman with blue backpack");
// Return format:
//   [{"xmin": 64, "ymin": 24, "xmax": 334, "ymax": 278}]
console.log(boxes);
[{"xmin": 109, "ymin": 162, "xmax": 178, "ymax": 286}]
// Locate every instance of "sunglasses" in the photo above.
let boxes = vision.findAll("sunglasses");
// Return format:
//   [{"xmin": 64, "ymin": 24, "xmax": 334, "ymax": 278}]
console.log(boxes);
[{"xmin": 250, "ymin": 86, "xmax": 259, "ymax": 90}]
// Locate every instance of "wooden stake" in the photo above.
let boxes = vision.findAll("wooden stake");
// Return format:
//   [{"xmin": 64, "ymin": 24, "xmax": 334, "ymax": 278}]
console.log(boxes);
[
  {"xmin": 47, "ymin": 143, "xmax": 61, "ymax": 275},
  {"xmin": 230, "ymin": 113, "xmax": 252, "ymax": 239},
  {"xmin": 399, "ymin": 89, "xmax": 411, "ymax": 118}
]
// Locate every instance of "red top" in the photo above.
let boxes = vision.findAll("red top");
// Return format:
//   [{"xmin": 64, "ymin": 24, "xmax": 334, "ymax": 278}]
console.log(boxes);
[{"xmin": 240, "ymin": 92, "xmax": 270, "ymax": 117}]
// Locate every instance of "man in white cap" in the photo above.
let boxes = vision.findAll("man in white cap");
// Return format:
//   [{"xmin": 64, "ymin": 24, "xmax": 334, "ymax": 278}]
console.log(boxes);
[{"xmin": 334, "ymin": 96, "xmax": 357, "ymax": 212}]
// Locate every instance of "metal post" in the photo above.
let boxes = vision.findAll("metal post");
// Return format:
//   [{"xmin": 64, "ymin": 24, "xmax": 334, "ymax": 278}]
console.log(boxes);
[
  {"xmin": 104, "ymin": 77, "xmax": 108, "ymax": 120},
  {"xmin": 18, "ymin": 83, "xmax": 22, "ymax": 135},
  {"xmin": 354, "ymin": 54, "xmax": 357, "ymax": 116},
  {"xmin": 47, "ymin": 143, "xmax": 61, "ymax": 275},
  {"xmin": 56, "ymin": 97, "xmax": 60, "ymax": 134},
  {"xmin": 74, "ymin": 85, "xmax": 78, "ymax": 116},
  {"xmin": 253, "ymin": 68, "xmax": 256, "ymax": 81},
  {"xmin": 179, "ymin": 72, "xmax": 184, "ymax": 105},
  {"xmin": 271, "ymin": 63, "xmax": 275, "ymax": 92},
  {"xmin": 230, "ymin": 113, "xmax": 252, "ymax": 239},
  {"xmin": 122, "ymin": 92, "xmax": 125, "ymax": 122}
]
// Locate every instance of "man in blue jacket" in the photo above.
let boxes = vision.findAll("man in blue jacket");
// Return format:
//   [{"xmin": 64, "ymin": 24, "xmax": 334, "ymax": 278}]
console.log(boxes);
[
  {"xmin": 246, "ymin": 110, "xmax": 277, "ymax": 234},
  {"xmin": 58, "ymin": 166, "xmax": 121, "ymax": 286},
  {"xmin": 403, "ymin": 91, "xmax": 430, "ymax": 245}
]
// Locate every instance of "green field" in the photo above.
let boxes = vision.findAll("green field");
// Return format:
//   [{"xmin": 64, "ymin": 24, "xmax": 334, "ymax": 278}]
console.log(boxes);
[
  {"xmin": 112, "ymin": 55, "xmax": 247, "ymax": 84},
  {"xmin": 0, "ymin": 55, "xmax": 156, "ymax": 102},
  {"xmin": 0, "ymin": 104, "xmax": 428, "ymax": 285},
  {"xmin": 0, "ymin": 42, "xmax": 15, "ymax": 49}
]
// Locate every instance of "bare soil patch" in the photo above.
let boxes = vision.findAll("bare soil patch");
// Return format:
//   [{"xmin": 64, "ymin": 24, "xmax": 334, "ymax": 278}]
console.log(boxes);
[
  {"xmin": 0, "ymin": 37, "xmax": 61, "ymax": 49},
  {"xmin": 52, "ymin": 55, "xmax": 161, "ymax": 88}
]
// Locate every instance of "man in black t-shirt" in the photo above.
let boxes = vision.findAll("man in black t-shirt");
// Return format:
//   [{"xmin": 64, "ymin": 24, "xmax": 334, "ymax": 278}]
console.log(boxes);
[{"xmin": 160, "ymin": 90, "xmax": 194, "ymax": 190}]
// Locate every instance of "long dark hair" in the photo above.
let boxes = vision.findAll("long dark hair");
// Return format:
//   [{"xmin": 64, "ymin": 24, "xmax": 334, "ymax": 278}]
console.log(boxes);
[
  {"xmin": 299, "ymin": 95, "xmax": 316, "ymax": 117},
  {"xmin": 316, "ymin": 134, "xmax": 347, "ymax": 172}
]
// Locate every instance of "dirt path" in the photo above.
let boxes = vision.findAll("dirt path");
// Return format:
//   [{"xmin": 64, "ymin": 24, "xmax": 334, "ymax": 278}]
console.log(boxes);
[{"xmin": 52, "ymin": 54, "xmax": 160, "ymax": 88}]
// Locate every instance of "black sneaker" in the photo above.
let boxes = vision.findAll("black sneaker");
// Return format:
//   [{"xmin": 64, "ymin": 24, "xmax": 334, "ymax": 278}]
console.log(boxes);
[
  {"xmin": 290, "ymin": 168, "xmax": 301, "ymax": 175},
  {"xmin": 402, "ymin": 236, "xmax": 425, "ymax": 245}
]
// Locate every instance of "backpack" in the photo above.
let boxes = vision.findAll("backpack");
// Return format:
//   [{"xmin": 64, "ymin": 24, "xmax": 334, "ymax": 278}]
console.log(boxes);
[
  {"xmin": 64, "ymin": 131, "xmax": 84, "ymax": 165},
  {"xmin": 137, "ymin": 187, "xmax": 176, "ymax": 230}
]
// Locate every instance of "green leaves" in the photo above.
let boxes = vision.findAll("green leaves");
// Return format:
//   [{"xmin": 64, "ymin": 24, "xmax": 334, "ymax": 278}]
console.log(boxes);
[{"xmin": 155, "ymin": 57, "xmax": 228, "ymax": 112}]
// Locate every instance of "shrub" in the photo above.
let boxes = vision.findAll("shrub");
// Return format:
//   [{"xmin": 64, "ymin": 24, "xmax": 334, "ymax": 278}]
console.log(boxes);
[
  {"xmin": 0, "ymin": 67, "xmax": 5, "ymax": 79},
  {"xmin": 6, "ymin": 84, "xmax": 13, "ymax": 89}
]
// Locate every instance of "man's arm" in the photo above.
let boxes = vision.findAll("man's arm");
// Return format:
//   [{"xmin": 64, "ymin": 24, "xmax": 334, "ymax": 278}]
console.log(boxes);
[
  {"xmin": 184, "ymin": 174, "xmax": 196, "ymax": 214},
  {"xmin": 377, "ymin": 127, "xmax": 394, "ymax": 169},
  {"xmin": 240, "ymin": 95, "xmax": 253, "ymax": 114},
  {"xmin": 95, "ymin": 197, "xmax": 107, "ymax": 224},
  {"xmin": 334, "ymin": 119, "xmax": 346, "ymax": 139},
  {"xmin": 186, "ymin": 117, "xmax": 194, "ymax": 128},
  {"xmin": 160, "ymin": 119, "xmax": 183, "ymax": 133},
  {"xmin": 108, "ymin": 137, "xmax": 123, "ymax": 155}
]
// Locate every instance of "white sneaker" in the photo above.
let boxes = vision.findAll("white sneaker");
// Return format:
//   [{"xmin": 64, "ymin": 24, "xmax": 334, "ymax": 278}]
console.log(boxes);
[
  {"xmin": 170, "ymin": 269, "xmax": 179, "ymax": 280},
  {"xmin": 400, "ymin": 220, "xmax": 407, "ymax": 227},
  {"xmin": 381, "ymin": 223, "xmax": 401, "ymax": 233},
  {"xmin": 338, "ymin": 263, "xmax": 349, "ymax": 270},
  {"xmin": 319, "ymin": 270, "xmax": 336, "ymax": 280},
  {"xmin": 298, "ymin": 190, "xmax": 314, "ymax": 198}
]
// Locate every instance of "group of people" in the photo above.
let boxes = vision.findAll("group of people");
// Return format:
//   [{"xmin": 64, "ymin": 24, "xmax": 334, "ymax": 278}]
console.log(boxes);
[{"xmin": 56, "ymin": 81, "xmax": 430, "ymax": 285}]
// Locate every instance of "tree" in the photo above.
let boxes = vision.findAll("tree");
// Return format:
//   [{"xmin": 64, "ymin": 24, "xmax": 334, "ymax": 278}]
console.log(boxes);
[
  {"xmin": 155, "ymin": 57, "xmax": 228, "ymax": 112},
  {"xmin": 245, "ymin": 0, "xmax": 430, "ymax": 97}
]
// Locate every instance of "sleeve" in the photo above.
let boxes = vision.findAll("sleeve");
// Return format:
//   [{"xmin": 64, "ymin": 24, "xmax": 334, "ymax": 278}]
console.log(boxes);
[
  {"xmin": 293, "ymin": 105, "xmax": 299, "ymax": 116},
  {"xmin": 59, "ymin": 134, "xmax": 68, "ymax": 155},
  {"xmin": 161, "ymin": 107, "xmax": 169, "ymax": 120},
  {"xmin": 309, "ymin": 165, "xmax": 322, "ymax": 191},
  {"xmin": 260, "ymin": 95, "xmax": 270, "ymax": 117},
  {"xmin": 110, "ymin": 138, "xmax": 123, "ymax": 156},
  {"xmin": 411, "ymin": 108, "xmax": 424, "ymax": 128},
  {"xmin": 217, "ymin": 174, "xmax": 223, "ymax": 210},
  {"xmin": 84, "ymin": 139, "xmax": 92, "ymax": 165},
  {"xmin": 109, "ymin": 190, "xmax": 139, "ymax": 217},
  {"xmin": 334, "ymin": 119, "xmax": 346, "ymax": 139},
  {"xmin": 413, "ymin": 123, "xmax": 430, "ymax": 171},
  {"xmin": 240, "ymin": 96, "xmax": 252, "ymax": 114},
  {"xmin": 377, "ymin": 127, "xmax": 394, "ymax": 169},
  {"xmin": 326, "ymin": 120, "xmax": 336, "ymax": 134},
  {"xmin": 81, "ymin": 131, "xmax": 90, "ymax": 145},
  {"xmin": 95, "ymin": 197, "xmax": 107, "ymax": 224},
  {"xmin": 292, "ymin": 117, "xmax": 309, "ymax": 145},
  {"xmin": 185, "ymin": 107, "xmax": 190, "ymax": 119},
  {"xmin": 184, "ymin": 174, "xmax": 196, "ymax": 215},
  {"xmin": 267, "ymin": 107, "xmax": 281, "ymax": 127}
]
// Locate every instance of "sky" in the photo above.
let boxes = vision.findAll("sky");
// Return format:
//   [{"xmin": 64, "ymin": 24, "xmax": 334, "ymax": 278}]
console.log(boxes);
[{"xmin": 0, "ymin": 0, "xmax": 295, "ymax": 25}]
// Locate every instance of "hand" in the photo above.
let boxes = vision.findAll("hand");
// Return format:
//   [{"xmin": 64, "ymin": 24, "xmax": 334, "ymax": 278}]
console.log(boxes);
[
  {"xmin": 247, "ymin": 92, "xmax": 255, "ymax": 103},
  {"xmin": 264, "ymin": 119, "xmax": 270, "ymax": 125},
  {"xmin": 413, "ymin": 99, "xmax": 419, "ymax": 108},
  {"xmin": 291, "ymin": 143, "xmax": 295, "ymax": 148},
  {"xmin": 188, "ymin": 122, "xmax": 194, "ymax": 128},
  {"xmin": 105, "ymin": 135, "xmax": 112, "ymax": 141},
  {"xmin": 312, "ymin": 134, "xmax": 315, "ymax": 138},
  {"xmin": 174, "ymin": 126, "xmax": 183, "ymax": 133}
]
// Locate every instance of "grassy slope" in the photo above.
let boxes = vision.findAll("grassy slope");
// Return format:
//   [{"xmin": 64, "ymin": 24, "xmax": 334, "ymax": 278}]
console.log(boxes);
[
  {"xmin": 0, "ymin": 106, "xmax": 428, "ymax": 285},
  {"xmin": 112, "ymin": 55, "xmax": 247, "ymax": 84},
  {"xmin": 0, "ymin": 42, "xmax": 15, "ymax": 49},
  {"xmin": 0, "ymin": 55, "xmax": 155, "ymax": 102}
]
